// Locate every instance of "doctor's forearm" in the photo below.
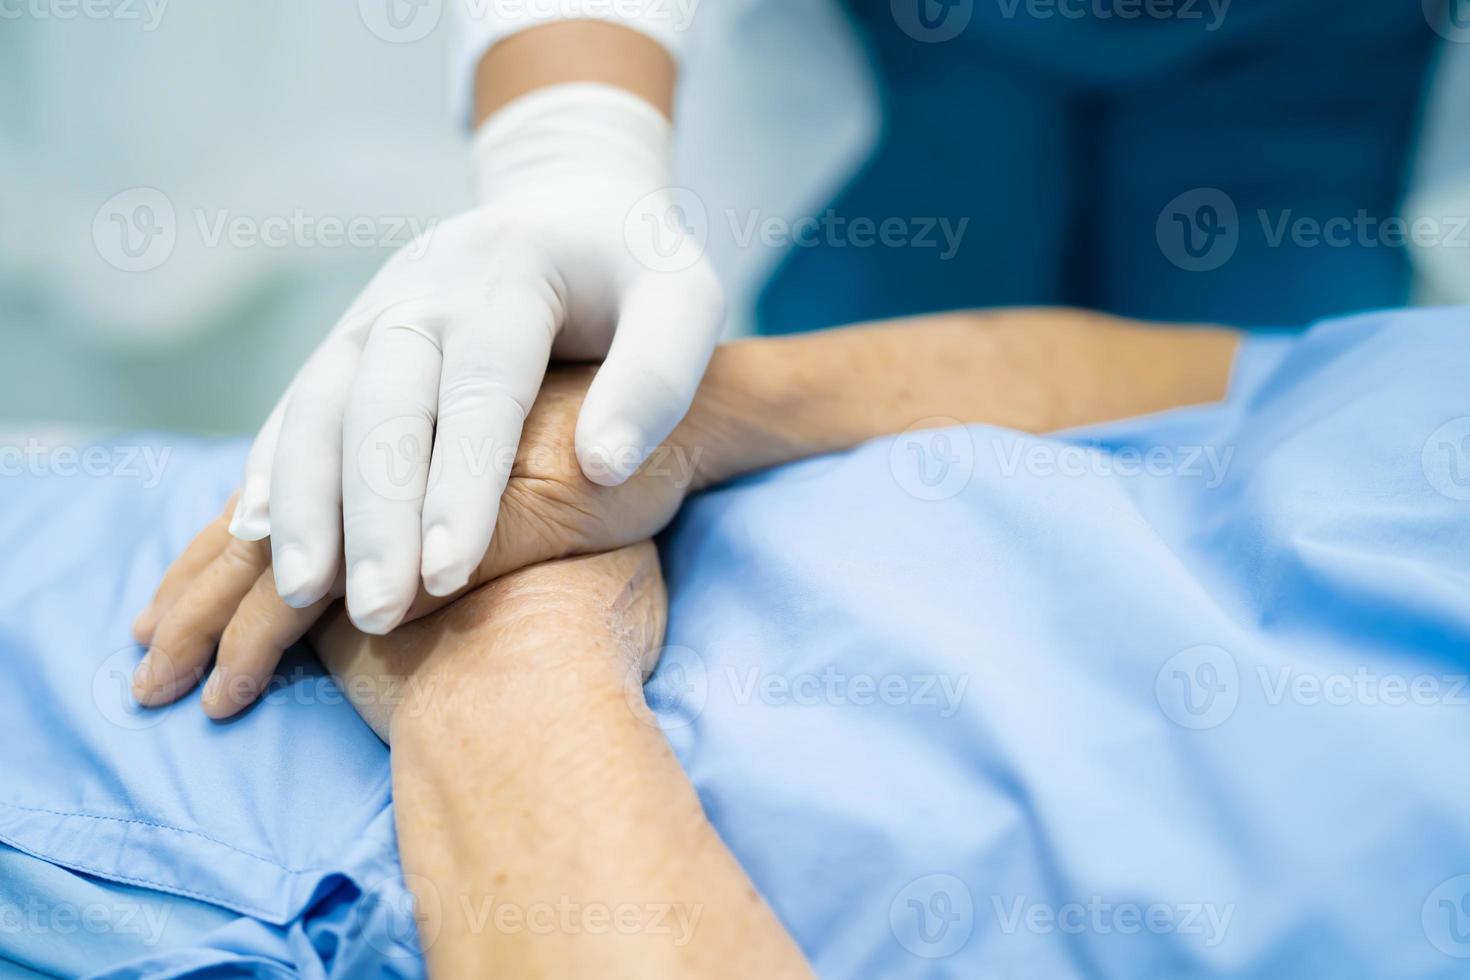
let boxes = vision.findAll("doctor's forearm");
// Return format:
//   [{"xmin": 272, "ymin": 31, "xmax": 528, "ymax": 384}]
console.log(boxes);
[
  {"xmin": 473, "ymin": 19, "xmax": 676, "ymax": 123},
  {"xmin": 686, "ymin": 309, "xmax": 1241, "ymax": 487}
]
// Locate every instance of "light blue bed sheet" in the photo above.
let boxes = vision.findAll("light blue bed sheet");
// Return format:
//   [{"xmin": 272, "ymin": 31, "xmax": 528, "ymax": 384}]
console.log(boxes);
[{"xmin": 2, "ymin": 306, "xmax": 1469, "ymax": 977}]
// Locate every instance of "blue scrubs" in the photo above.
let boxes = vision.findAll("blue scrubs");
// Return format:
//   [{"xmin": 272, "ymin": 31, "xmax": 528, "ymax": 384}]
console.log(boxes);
[{"xmin": 757, "ymin": 1, "xmax": 1440, "ymax": 331}]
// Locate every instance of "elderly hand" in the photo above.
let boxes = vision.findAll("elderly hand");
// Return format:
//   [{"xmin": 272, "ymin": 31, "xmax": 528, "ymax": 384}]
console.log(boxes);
[
  {"xmin": 131, "ymin": 366, "xmax": 716, "ymax": 719},
  {"xmin": 311, "ymin": 541, "xmax": 667, "ymax": 743}
]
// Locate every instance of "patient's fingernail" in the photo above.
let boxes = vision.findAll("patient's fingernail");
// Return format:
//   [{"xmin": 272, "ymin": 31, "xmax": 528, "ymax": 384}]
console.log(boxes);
[
  {"xmin": 420, "ymin": 524, "xmax": 467, "ymax": 598},
  {"xmin": 201, "ymin": 667, "xmax": 242, "ymax": 718},
  {"xmin": 273, "ymin": 545, "xmax": 320, "ymax": 608},
  {"xmin": 131, "ymin": 654, "xmax": 158, "ymax": 703},
  {"xmin": 347, "ymin": 561, "xmax": 403, "ymax": 635},
  {"xmin": 202, "ymin": 668, "xmax": 222, "ymax": 704}
]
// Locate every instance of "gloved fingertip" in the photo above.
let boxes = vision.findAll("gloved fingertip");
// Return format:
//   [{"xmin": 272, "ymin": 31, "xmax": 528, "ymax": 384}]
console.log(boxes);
[
  {"xmin": 420, "ymin": 525, "xmax": 471, "ymax": 598},
  {"xmin": 273, "ymin": 545, "xmax": 330, "ymax": 609},
  {"xmin": 347, "ymin": 561, "xmax": 409, "ymax": 636},
  {"xmin": 228, "ymin": 510, "xmax": 270, "ymax": 541},
  {"xmin": 228, "ymin": 477, "xmax": 271, "ymax": 541},
  {"xmin": 577, "ymin": 422, "xmax": 647, "ymax": 488}
]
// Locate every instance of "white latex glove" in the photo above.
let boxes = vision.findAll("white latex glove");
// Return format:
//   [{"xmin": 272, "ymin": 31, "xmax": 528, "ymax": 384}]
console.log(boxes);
[{"xmin": 228, "ymin": 82, "xmax": 725, "ymax": 634}]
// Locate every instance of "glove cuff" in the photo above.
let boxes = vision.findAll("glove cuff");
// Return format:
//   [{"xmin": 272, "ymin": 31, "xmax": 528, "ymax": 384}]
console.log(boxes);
[{"xmin": 471, "ymin": 82, "xmax": 673, "ymax": 202}]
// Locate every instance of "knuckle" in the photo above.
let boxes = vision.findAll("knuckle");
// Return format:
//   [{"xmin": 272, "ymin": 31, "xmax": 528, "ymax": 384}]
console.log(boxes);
[
  {"xmin": 218, "ymin": 536, "xmax": 270, "ymax": 575},
  {"xmin": 505, "ymin": 476, "xmax": 608, "ymax": 542},
  {"xmin": 348, "ymin": 388, "xmax": 438, "ymax": 429},
  {"xmin": 438, "ymin": 374, "xmax": 533, "ymax": 422},
  {"xmin": 282, "ymin": 389, "xmax": 346, "ymax": 431},
  {"xmin": 218, "ymin": 614, "xmax": 275, "ymax": 672},
  {"xmin": 149, "ymin": 619, "xmax": 202, "ymax": 665}
]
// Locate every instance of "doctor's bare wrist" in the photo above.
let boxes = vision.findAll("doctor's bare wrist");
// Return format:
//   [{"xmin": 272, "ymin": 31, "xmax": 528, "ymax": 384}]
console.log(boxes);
[{"xmin": 474, "ymin": 19, "xmax": 676, "ymax": 124}]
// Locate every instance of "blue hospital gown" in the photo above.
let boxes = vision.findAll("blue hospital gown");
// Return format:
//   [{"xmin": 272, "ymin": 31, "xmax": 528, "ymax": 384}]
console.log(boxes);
[{"xmin": 3, "ymin": 306, "xmax": 1470, "ymax": 977}]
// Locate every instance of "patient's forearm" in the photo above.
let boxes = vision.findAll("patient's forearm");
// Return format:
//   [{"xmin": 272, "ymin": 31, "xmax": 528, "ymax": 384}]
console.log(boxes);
[
  {"xmin": 686, "ymin": 308, "xmax": 1240, "ymax": 487},
  {"xmin": 312, "ymin": 548, "xmax": 810, "ymax": 978},
  {"xmin": 393, "ymin": 671, "xmax": 808, "ymax": 978}
]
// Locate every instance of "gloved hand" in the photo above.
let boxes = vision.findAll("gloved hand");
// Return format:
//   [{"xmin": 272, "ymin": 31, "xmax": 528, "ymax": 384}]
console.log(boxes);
[
  {"xmin": 226, "ymin": 82, "xmax": 725, "ymax": 634},
  {"xmin": 132, "ymin": 366, "xmax": 712, "ymax": 720}
]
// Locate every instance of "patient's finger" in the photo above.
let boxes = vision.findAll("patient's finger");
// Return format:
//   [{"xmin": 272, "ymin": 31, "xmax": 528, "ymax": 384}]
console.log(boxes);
[
  {"xmin": 202, "ymin": 568, "xmax": 332, "ymax": 720},
  {"xmin": 132, "ymin": 493, "xmax": 238, "ymax": 646},
  {"xmin": 133, "ymin": 535, "xmax": 271, "ymax": 707}
]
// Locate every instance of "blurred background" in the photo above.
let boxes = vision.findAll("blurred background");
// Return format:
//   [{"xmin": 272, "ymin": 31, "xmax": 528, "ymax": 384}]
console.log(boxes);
[
  {"xmin": 3, "ymin": 1, "xmax": 1469, "ymax": 436},
  {"xmin": 1, "ymin": 3, "xmax": 472, "ymax": 434}
]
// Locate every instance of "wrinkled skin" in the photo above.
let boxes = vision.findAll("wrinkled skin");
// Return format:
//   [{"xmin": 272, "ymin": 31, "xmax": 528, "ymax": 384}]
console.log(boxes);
[
  {"xmin": 131, "ymin": 368, "xmax": 693, "ymax": 719},
  {"xmin": 312, "ymin": 541, "xmax": 668, "ymax": 744}
]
